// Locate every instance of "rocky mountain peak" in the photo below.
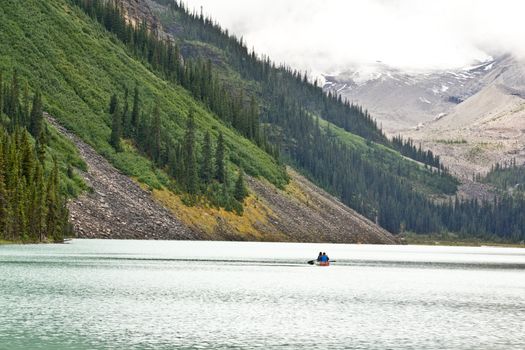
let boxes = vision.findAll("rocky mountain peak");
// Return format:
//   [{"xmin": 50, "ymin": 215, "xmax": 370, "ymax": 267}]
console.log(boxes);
[{"xmin": 112, "ymin": 0, "xmax": 161, "ymax": 33}]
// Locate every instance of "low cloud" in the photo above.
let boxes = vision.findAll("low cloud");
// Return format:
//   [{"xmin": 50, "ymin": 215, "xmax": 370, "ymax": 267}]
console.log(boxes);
[{"xmin": 182, "ymin": 0, "xmax": 525, "ymax": 73}]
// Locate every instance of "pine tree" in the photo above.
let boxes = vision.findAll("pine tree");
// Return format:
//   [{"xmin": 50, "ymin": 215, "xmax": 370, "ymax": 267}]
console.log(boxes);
[
  {"xmin": 110, "ymin": 103, "xmax": 123, "ymax": 152},
  {"xmin": 215, "ymin": 132, "xmax": 225, "ymax": 183},
  {"xmin": 8, "ymin": 70, "xmax": 19, "ymax": 121},
  {"xmin": 200, "ymin": 131, "xmax": 213, "ymax": 184},
  {"xmin": 183, "ymin": 109, "xmax": 198, "ymax": 194},
  {"xmin": 150, "ymin": 104, "xmax": 162, "ymax": 162},
  {"xmin": 45, "ymin": 159, "xmax": 60, "ymax": 242},
  {"xmin": 36, "ymin": 129, "xmax": 47, "ymax": 164},
  {"xmin": 56, "ymin": 197, "xmax": 71, "ymax": 242},
  {"xmin": 20, "ymin": 130, "xmax": 35, "ymax": 183},
  {"xmin": 122, "ymin": 88, "xmax": 131, "ymax": 137},
  {"xmin": 30, "ymin": 162, "xmax": 45, "ymax": 242},
  {"xmin": 234, "ymin": 168, "xmax": 247, "ymax": 202},
  {"xmin": 131, "ymin": 84, "xmax": 140, "ymax": 134},
  {"xmin": 17, "ymin": 180, "xmax": 29, "ymax": 239},
  {"xmin": 29, "ymin": 91, "xmax": 44, "ymax": 138},
  {"xmin": 0, "ymin": 71, "xmax": 4, "ymax": 118},
  {"xmin": 22, "ymin": 83, "xmax": 30, "ymax": 128},
  {"xmin": 0, "ymin": 74, "xmax": 73, "ymax": 243},
  {"xmin": 109, "ymin": 93, "xmax": 118, "ymax": 114},
  {"xmin": 0, "ymin": 141, "xmax": 7, "ymax": 238},
  {"xmin": 248, "ymin": 96, "xmax": 259, "ymax": 141}
]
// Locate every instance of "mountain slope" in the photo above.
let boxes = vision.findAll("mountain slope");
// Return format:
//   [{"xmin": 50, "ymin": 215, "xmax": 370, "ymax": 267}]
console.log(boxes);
[
  {"xmin": 48, "ymin": 115, "xmax": 197, "ymax": 240},
  {"xmin": 0, "ymin": 0, "xmax": 397, "ymax": 243},
  {"xmin": 405, "ymin": 55, "xmax": 525, "ymax": 177},
  {"xmin": 0, "ymin": 0, "xmax": 286, "ymax": 188},
  {"xmin": 143, "ymin": 1, "xmax": 525, "ymax": 242},
  {"xmin": 325, "ymin": 58, "xmax": 497, "ymax": 132}
]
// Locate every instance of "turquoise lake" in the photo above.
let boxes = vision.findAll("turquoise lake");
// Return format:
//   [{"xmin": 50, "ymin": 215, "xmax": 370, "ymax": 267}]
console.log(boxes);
[{"xmin": 1, "ymin": 239, "xmax": 524, "ymax": 349}]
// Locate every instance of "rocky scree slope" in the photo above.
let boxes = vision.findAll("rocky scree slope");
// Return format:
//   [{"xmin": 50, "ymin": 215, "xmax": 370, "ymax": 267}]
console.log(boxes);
[{"xmin": 48, "ymin": 115, "xmax": 197, "ymax": 240}]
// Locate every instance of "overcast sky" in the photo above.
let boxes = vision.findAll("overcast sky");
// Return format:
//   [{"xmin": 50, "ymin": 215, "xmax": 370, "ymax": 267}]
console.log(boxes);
[{"xmin": 182, "ymin": 0, "xmax": 525, "ymax": 74}]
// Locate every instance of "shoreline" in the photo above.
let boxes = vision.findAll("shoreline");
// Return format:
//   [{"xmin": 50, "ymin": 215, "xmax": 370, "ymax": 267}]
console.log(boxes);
[
  {"xmin": 2, "ymin": 237, "xmax": 524, "ymax": 249},
  {"xmin": 0, "ymin": 238, "xmax": 69, "ymax": 246},
  {"xmin": 402, "ymin": 237, "xmax": 525, "ymax": 249},
  {"xmin": 0, "ymin": 239, "xmax": 16, "ymax": 245}
]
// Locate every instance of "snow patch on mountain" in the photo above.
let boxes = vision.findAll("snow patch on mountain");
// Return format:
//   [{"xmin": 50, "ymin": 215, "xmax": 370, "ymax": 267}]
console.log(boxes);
[{"xmin": 322, "ymin": 55, "xmax": 501, "ymax": 131}]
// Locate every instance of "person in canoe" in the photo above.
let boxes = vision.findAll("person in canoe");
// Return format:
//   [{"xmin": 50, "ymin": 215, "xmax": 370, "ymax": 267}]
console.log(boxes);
[
  {"xmin": 308, "ymin": 252, "xmax": 331, "ymax": 265},
  {"xmin": 320, "ymin": 252, "xmax": 330, "ymax": 266}
]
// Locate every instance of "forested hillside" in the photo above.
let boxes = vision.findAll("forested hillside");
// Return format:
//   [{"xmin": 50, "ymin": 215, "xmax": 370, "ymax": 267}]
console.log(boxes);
[
  {"xmin": 0, "ymin": 0, "xmax": 397, "ymax": 243},
  {"xmin": 149, "ymin": 0, "xmax": 525, "ymax": 241}
]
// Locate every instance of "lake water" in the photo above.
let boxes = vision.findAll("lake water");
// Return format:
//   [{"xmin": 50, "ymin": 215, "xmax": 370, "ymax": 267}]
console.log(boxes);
[{"xmin": 1, "ymin": 240, "xmax": 524, "ymax": 350}]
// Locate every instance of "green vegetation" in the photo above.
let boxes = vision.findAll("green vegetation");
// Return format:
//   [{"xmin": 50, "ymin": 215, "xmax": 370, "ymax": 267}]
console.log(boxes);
[
  {"xmin": 481, "ymin": 159, "xmax": 525, "ymax": 192},
  {"xmin": 151, "ymin": 1, "xmax": 466, "ymax": 234},
  {"xmin": 392, "ymin": 135, "xmax": 447, "ymax": 170},
  {"xmin": 70, "ymin": 0, "xmax": 278, "ymax": 157},
  {"xmin": 0, "ymin": 0, "xmax": 287, "ymax": 195},
  {"xmin": 118, "ymin": 89, "xmax": 250, "ymax": 211},
  {"xmin": 0, "ymin": 72, "xmax": 74, "ymax": 243}
]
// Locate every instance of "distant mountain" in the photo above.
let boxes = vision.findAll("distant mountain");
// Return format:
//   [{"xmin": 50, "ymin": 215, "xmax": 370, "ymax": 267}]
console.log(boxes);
[
  {"xmin": 324, "ymin": 56, "xmax": 499, "ymax": 132},
  {"xmin": 407, "ymin": 54, "xmax": 525, "ymax": 177},
  {"xmin": 326, "ymin": 55, "xmax": 525, "ymax": 178}
]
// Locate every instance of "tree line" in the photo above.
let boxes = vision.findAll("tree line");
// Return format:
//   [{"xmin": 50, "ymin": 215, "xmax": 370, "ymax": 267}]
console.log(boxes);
[
  {"xmin": 0, "ymin": 71, "xmax": 72, "ymax": 242},
  {"xmin": 108, "ymin": 87, "xmax": 248, "ymax": 213}
]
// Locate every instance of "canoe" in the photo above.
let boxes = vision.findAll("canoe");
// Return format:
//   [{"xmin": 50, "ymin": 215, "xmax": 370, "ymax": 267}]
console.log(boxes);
[{"xmin": 307, "ymin": 260, "xmax": 332, "ymax": 266}]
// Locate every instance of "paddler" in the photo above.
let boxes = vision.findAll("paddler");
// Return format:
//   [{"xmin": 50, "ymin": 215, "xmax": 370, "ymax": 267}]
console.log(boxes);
[{"xmin": 320, "ymin": 252, "xmax": 329, "ymax": 265}]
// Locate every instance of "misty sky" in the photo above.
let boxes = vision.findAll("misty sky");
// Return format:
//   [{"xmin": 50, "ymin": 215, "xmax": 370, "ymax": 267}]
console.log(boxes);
[{"xmin": 182, "ymin": 0, "xmax": 525, "ymax": 74}]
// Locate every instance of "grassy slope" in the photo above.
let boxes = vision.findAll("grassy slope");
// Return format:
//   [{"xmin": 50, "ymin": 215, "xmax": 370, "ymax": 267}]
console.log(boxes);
[
  {"xmin": 319, "ymin": 119, "xmax": 457, "ymax": 195},
  {"xmin": 0, "ymin": 0, "xmax": 287, "ymax": 191}
]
